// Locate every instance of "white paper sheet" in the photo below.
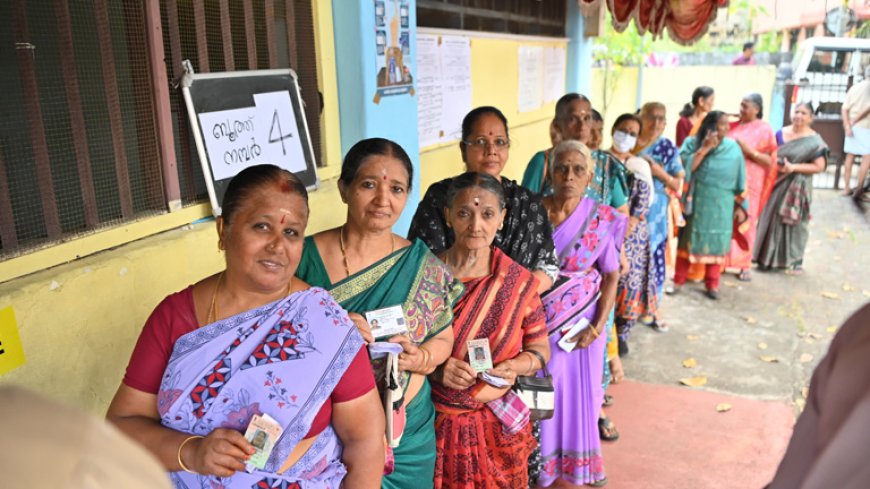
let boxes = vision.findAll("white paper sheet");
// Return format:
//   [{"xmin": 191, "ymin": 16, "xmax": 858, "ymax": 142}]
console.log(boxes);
[
  {"xmin": 438, "ymin": 36, "xmax": 472, "ymax": 142},
  {"xmin": 543, "ymin": 46, "xmax": 567, "ymax": 103},
  {"xmin": 517, "ymin": 45, "xmax": 544, "ymax": 112},
  {"xmin": 197, "ymin": 90, "xmax": 306, "ymax": 181},
  {"xmin": 416, "ymin": 34, "xmax": 444, "ymax": 148}
]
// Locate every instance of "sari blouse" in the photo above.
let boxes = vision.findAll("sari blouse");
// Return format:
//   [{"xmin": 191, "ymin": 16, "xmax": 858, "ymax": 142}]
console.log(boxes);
[
  {"xmin": 409, "ymin": 177, "xmax": 559, "ymax": 282},
  {"xmin": 431, "ymin": 247, "xmax": 547, "ymax": 413},
  {"xmin": 641, "ymin": 137, "xmax": 684, "ymax": 248}
]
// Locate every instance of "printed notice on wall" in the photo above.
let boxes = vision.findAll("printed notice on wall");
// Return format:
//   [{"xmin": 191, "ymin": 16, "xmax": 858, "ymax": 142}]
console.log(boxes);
[
  {"xmin": 197, "ymin": 91, "xmax": 306, "ymax": 181},
  {"xmin": 416, "ymin": 34, "xmax": 472, "ymax": 148},
  {"xmin": 0, "ymin": 306, "xmax": 26, "ymax": 376},
  {"xmin": 543, "ymin": 46, "xmax": 567, "ymax": 104},
  {"xmin": 518, "ymin": 46, "xmax": 544, "ymax": 113},
  {"xmin": 373, "ymin": 0, "xmax": 413, "ymax": 103},
  {"xmin": 417, "ymin": 34, "xmax": 443, "ymax": 148}
]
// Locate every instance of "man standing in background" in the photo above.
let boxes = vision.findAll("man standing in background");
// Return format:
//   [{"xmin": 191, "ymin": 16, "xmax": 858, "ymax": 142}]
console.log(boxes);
[
  {"xmin": 733, "ymin": 42, "xmax": 756, "ymax": 65},
  {"xmin": 842, "ymin": 66, "xmax": 870, "ymax": 196}
]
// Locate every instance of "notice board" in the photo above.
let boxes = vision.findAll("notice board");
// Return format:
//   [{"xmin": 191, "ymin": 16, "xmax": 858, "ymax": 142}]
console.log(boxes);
[{"xmin": 181, "ymin": 61, "xmax": 319, "ymax": 215}]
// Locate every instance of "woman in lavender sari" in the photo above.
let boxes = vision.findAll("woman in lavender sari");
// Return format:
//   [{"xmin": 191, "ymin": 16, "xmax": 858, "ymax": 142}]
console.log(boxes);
[
  {"xmin": 107, "ymin": 165, "xmax": 384, "ymax": 488},
  {"xmin": 538, "ymin": 141, "xmax": 627, "ymax": 487}
]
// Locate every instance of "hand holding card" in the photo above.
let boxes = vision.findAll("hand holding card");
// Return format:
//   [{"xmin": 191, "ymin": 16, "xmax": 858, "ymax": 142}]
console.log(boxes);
[
  {"xmin": 365, "ymin": 305, "xmax": 408, "ymax": 340},
  {"xmin": 243, "ymin": 414, "xmax": 283, "ymax": 471},
  {"xmin": 466, "ymin": 339, "xmax": 493, "ymax": 373}
]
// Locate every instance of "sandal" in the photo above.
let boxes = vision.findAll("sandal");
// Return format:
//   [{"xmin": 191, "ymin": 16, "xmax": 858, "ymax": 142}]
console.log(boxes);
[
  {"xmin": 603, "ymin": 394, "xmax": 614, "ymax": 407},
  {"xmin": 588, "ymin": 477, "xmax": 609, "ymax": 487},
  {"xmin": 737, "ymin": 270, "xmax": 752, "ymax": 282},
  {"xmin": 646, "ymin": 319, "xmax": 669, "ymax": 333},
  {"xmin": 784, "ymin": 265, "xmax": 804, "ymax": 276},
  {"xmin": 598, "ymin": 416, "xmax": 620, "ymax": 442}
]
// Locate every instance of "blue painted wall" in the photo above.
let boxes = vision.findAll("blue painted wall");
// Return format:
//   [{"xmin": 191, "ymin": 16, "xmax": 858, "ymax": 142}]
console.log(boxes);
[
  {"xmin": 332, "ymin": 0, "xmax": 420, "ymax": 235},
  {"xmin": 566, "ymin": 0, "xmax": 594, "ymax": 98}
]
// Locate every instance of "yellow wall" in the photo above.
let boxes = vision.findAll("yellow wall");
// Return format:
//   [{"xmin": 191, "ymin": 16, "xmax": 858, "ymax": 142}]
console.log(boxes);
[
  {"xmin": 420, "ymin": 35, "xmax": 568, "ymax": 188},
  {"xmin": 0, "ymin": 0, "xmax": 348, "ymax": 415},
  {"xmin": 590, "ymin": 65, "xmax": 777, "ymax": 146}
]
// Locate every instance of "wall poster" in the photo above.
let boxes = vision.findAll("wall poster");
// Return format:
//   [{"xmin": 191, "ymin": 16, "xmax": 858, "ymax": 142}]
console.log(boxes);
[{"xmin": 374, "ymin": 0, "xmax": 414, "ymax": 103}]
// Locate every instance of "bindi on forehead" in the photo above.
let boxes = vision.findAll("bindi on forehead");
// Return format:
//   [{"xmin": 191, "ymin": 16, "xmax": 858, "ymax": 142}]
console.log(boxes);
[{"xmin": 473, "ymin": 196, "xmax": 480, "ymax": 206}]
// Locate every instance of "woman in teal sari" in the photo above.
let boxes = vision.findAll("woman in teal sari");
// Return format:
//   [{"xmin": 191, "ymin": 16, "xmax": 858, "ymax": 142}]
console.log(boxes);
[
  {"xmin": 672, "ymin": 111, "xmax": 748, "ymax": 299},
  {"xmin": 296, "ymin": 138, "xmax": 464, "ymax": 489}
]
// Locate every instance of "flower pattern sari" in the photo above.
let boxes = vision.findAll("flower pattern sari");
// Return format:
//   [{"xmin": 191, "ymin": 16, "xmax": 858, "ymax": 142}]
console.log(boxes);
[{"xmin": 159, "ymin": 288, "xmax": 364, "ymax": 489}]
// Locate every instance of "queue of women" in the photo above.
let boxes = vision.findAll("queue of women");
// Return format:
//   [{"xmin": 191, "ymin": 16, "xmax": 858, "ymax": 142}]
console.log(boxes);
[{"xmin": 106, "ymin": 86, "xmax": 827, "ymax": 488}]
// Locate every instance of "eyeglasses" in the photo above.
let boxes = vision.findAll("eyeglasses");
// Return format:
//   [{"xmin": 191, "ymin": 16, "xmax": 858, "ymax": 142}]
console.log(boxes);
[{"xmin": 462, "ymin": 137, "xmax": 510, "ymax": 150}]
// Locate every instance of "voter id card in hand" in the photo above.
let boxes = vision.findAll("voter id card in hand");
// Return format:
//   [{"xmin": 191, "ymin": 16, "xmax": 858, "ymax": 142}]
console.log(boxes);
[
  {"xmin": 365, "ymin": 305, "xmax": 408, "ymax": 340},
  {"xmin": 244, "ymin": 413, "xmax": 282, "ymax": 471},
  {"xmin": 467, "ymin": 339, "xmax": 493, "ymax": 373}
]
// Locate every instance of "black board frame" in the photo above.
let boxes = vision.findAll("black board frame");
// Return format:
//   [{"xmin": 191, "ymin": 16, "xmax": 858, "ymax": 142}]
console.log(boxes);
[{"xmin": 180, "ymin": 60, "xmax": 319, "ymax": 216}]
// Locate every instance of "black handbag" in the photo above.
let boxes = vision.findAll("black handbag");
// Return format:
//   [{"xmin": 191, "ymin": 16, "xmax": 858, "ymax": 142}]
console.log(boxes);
[{"xmin": 512, "ymin": 349, "xmax": 554, "ymax": 421}]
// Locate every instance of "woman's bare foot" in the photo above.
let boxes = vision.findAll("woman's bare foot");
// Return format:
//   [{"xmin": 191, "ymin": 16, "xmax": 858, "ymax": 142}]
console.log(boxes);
[{"xmin": 610, "ymin": 356, "xmax": 624, "ymax": 384}]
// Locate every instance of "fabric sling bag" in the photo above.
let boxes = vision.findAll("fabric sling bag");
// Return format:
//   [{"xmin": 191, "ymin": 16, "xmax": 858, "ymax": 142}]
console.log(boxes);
[{"xmin": 513, "ymin": 349, "xmax": 554, "ymax": 421}]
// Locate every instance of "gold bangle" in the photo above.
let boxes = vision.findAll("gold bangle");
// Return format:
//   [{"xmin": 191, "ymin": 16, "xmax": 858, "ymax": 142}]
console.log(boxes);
[
  {"xmin": 418, "ymin": 346, "xmax": 431, "ymax": 372},
  {"xmin": 589, "ymin": 327, "xmax": 600, "ymax": 339},
  {"xmin": 177, "ymin": 435, "xmax": 203, "ymax": 474}
]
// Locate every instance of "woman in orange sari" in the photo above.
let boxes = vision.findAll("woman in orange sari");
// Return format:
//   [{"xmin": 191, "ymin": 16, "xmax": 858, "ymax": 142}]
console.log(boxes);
[
  {"xmin": 431, "ymin": 172, "xmax": 550, "ymax": 489},
  {"xmin": 724, "ymin": 93, "xmax": 777, "ymax": 281}
]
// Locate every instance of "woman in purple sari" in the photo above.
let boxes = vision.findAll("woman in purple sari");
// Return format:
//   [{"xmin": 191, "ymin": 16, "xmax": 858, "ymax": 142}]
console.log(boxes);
[
  {"xmin": 538, "ymin": 141, "xmax": 627, "ymax": 487},
  {"xmin": 107, "ymin": 165, "xmax": 384, "ymax": 488}
]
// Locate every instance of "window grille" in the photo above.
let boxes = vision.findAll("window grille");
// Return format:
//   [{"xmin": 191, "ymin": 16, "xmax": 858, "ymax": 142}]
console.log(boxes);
[
  {"xmin": 417, "ymin": 0, "xmax": 567, "ymax": 37},
  {"xmin": 0, "ymin": 0, "xmax": 320, "ymax": 259},
  {"xmin": 1, "ymin": 0, "xmax": 163, "ymax": 258},
  {"xmin": 160, "ymin": 0, "xmax": 322, "ymax": 205}
]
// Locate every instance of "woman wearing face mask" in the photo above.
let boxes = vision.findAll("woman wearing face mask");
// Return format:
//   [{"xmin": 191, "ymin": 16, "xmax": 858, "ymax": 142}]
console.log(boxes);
[
  {"xmin": 606, "ymin": 114, "xmax": 657, "ymax": 356},
  {"xmin": 672, "ymin": 111, "xmax": 748, "ymax": 300},
  {"xmin": 723, "ymin": 93, "xmax": 778, "ymax": 282},
  {"xmin": 522, "ymin": 93, "xmax": 593, "ymax": 196}
]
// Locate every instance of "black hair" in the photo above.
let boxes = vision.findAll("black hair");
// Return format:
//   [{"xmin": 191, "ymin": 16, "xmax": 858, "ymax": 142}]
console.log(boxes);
[
  {"xmin": 743, "ymin": 41, "xmax": 755, "ymax": 52},
  {"xmin": 446, "ymin": 172, "xmax": 506, "ymax": 210},
  {"xmin": 591, "ymin": 109, "xmax": 603, "ymax": 122},
  {"xmin": 554, "ymin": 93, "xmax": 591, "ymax": 120},
  {"xmin": 461, "ymin": 106, "xmax": 510, "ymax": 142},
  {"xmin": 744, "ymin": 93, "xmax": 764, "ymax": 120},
  {"xmin": 221, "ymin": 164, "xmax": 308, "ymax": 224},
  {"xmin": 679, "ymin": 86, "xmax": 715, "ymax": 118},
  {"xmin": 795, "ymin": 101, "xmax": 815, "ymax": 115},
  {"xmin": 339, "ymin": 137, "xmax": 413, "ymax": 189},
  {"xmin": 697, "ymin": 110, "xmax": 727, "ymax": 141},
  {"xmin": 611, "ymin": 113, "xmax": 643, "ymax": 135}
]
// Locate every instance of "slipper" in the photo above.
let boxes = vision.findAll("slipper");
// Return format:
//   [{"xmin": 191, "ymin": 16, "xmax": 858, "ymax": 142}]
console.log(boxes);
[
  {"xmin": 737, "ymin": 270, "xmax": 752, "ymax": 282},
  {"xmin": 598, "ymin": 416, "xmax": 620, "ymax": 442},
  {"xmin": 588, "ymin": 477, "xmax": 609, "ymax": 487},
  {"xmin": 603, "ymin": 394, "xmax": 614, "ymax": 407},
  {"xmin": 646, "ymin": 319, "xmax": 669, "ymax": 333},
  {"xmin": 665, "ymin": 284, "xmax": 681, "ymax": 295},
  {"xmin": 784, "ymin": 266, "xmax": 804, "ymax": 276}
]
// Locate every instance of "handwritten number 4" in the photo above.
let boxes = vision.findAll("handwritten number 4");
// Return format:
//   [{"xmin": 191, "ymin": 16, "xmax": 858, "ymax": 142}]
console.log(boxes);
[{"xmin": 269, "ymin": 110, "xmax": 294, "ymax": 155}]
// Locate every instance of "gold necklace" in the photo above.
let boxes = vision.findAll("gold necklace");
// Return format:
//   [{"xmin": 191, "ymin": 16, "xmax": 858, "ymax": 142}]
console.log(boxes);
[
  {"xmin": 339, "ymin": 225, "xmax": 395, "ymax": 278},
  {"xmin": 206, "ymin": 271, "xmax": 292, "ymax": 324}
]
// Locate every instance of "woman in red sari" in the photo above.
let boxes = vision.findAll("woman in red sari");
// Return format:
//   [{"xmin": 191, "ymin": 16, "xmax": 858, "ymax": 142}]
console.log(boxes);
[
  {"xmin": 430, "ymin": 172, "xmax": 551, "ymax": 489},
  {"xmin": 724, "ymin": 93, "xmax": 777, "ymax": 281}
]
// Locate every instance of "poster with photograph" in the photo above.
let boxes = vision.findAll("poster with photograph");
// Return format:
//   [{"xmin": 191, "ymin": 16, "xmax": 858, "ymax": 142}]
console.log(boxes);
[{"xmin": 374, "ymin": 0, "xmax": 413, "ymax": 103}]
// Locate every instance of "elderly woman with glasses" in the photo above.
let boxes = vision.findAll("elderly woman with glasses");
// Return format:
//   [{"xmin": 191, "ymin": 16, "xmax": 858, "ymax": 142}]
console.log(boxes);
[{"xmin": 409, "ymin": 106, "xmax": 559, "ymax": 293}]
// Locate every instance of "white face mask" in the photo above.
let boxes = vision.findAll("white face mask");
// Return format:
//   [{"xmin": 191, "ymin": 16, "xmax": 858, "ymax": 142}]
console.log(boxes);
[{"xmin": 612, "ymin": 130, "xmax": 637, "ymax": 153}]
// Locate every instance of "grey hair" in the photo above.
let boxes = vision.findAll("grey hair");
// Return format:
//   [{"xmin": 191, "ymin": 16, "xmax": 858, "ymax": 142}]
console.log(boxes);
[{"xmin": 549, "ymin": 140, "xmax": 594, "ymax": 181}]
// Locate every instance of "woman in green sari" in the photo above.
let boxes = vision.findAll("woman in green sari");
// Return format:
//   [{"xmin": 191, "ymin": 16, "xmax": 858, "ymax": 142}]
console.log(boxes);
[
  {"xmin": 296, "ymin": 138, "xmax": 464, "ymax": 488},
  {"xmin": 672, "ymin": 111, "xmax": 748, "ymax": 300},
  {"xmin": 754, "ymin": 102, "xmax": 827, "ymax": 274}
]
